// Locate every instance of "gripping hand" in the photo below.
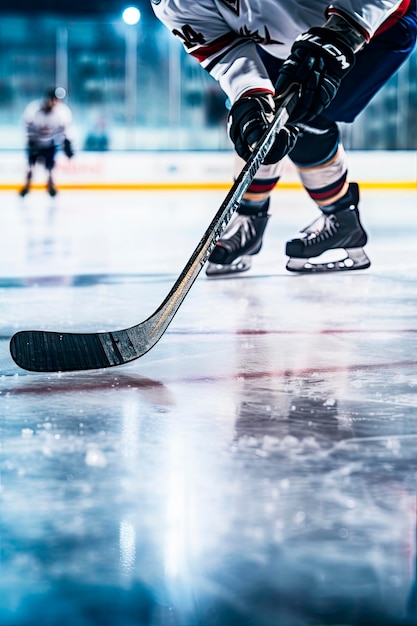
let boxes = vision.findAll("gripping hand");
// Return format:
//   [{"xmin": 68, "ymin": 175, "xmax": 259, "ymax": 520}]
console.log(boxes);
[
  {"xmin": 27, "ymin": 139, "xmax": 37, "ymax": 156},
  {"xmin": 275, "ymin": 27, "xmax": 356, "ymax": 123},
  {"xmin": 228, "ymin": 91, "xmax": 298, "ymax": 164},
  {"xmin": 63, "ymin": 138, "xmax": 74, "ymax": 158}
]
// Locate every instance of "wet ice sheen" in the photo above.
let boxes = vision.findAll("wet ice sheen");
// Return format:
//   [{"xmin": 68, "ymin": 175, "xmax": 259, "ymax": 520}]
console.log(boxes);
[{"xmin": 1, "ymin": 188, "xmax": 417, "ymax": 625}]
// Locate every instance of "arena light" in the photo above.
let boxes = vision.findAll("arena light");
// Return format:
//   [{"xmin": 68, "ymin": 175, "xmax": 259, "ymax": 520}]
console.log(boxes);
[
  {"xmin": 122, "ymin": 6, "xmax": 141, "ymax": 25},
  {"xmin": 54, "ymin": 87, "xmax": 67, "ymax": 100}
]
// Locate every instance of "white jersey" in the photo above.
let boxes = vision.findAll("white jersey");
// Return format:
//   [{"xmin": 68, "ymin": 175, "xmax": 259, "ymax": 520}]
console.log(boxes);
[
  {"xmin": 151, "ymin": 0, "xmax": 408, "ymax": 103},
  {"xmin": 23, "ymin": 100, "xmax": 73, "ymax": 148}
]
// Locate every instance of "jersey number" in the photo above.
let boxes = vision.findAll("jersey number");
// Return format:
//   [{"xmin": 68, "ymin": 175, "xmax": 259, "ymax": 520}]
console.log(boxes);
[{"xmin": 173, "ymin": 25, "xmax": 206, "ymax": 49}]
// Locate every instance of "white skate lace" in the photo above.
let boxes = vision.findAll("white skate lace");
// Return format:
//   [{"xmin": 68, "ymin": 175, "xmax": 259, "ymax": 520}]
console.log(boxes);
[
  {"xmin": 301, "ymin": 214, "xmax": 339, "ymax": 247},
  {"xmin": 221, "ymin": 214, "xmax": 257, "ymax": 247}
]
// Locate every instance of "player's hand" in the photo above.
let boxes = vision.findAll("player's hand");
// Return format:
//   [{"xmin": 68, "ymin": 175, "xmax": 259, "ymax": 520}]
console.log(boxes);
[
  {"xmin": 228, "ymin": 91, "xmax": 298, "ymax": 164},
  {"xmin": 274, "ymin": 27, "xmax": 355, "ymax": 123},
  {"xmin": 63, "ymin": 138, "xmax": 74, "ymax": 158},
  {"xmin": 27, "ymin": 139, "xmax": 38, "ymax": 158}
]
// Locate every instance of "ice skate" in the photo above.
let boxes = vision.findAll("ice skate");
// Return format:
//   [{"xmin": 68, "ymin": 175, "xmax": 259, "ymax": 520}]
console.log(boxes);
[
  {"xmin": 285, "ymin": 183, "xmax": 370, "ymax": 273},
  {"xmin": 19, "ymin": 183, "xmax": 31, "ymax": 197},
  {"xmin": 19, "ymin": 173, "xmax": 32, "ymax": 197},
  {"xmin": 206, "ymin": 206, "xmax": 270, "ymax": 277},
  {"xmin": 47, "ymin": 178, "xmax": 58, "ymax": 197}
]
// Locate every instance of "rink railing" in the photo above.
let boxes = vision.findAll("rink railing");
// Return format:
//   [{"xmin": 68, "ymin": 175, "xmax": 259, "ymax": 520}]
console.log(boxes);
[{"xmin": 1, "ymin": 150, "xmax": 416, "ymax": 191}]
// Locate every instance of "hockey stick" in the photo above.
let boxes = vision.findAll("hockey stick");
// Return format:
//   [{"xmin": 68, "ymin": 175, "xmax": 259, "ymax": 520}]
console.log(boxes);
[{"xmin": 10, "ymin": 87, "xmax": 299, "ymax": 372}]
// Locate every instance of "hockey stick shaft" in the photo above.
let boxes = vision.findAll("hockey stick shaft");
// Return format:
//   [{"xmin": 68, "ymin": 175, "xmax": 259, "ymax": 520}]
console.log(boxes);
[{"xmin": 10, "ymin": 87, "xmax": 299, "ymax": 372}]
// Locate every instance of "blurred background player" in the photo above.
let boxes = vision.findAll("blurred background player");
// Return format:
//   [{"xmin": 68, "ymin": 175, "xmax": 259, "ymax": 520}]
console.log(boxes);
[
  {"xmin": 152, "ymin": 0, "xmax": 417, "ymax": 275},
  {"xmin": 19, "ymin": 87, "xmax": 74, "ymax": 198}
]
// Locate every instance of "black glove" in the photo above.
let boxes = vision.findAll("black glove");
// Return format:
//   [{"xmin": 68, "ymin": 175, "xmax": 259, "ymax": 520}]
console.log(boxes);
[
  {"xmin": 228, "ymin": 92, "xmax": 298, "ymax": 164},
  {"xmin": 63, "ymin": 138, "xmax": 74, "ymax": 158},
  {"xmin": 27, "ymin": 139, "xmax": 37, "ymax": 154},
  {"xmin": 274, "ymin": 27, "xmax": 355, "ymax": 123}
]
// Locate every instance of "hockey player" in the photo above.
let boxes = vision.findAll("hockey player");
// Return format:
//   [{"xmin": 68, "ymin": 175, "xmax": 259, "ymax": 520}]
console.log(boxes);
[
  {"xmin": 151, "ymin": 0, "xmax": 417, "ymax": 274},
  {"xmin": 19, "ymin": 87, "xmax": 74, "ymax": 198}
]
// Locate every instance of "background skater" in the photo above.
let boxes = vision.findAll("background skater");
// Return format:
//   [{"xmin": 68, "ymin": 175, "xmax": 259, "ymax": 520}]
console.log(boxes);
[{"xmin": 19, "ymin": 87, "xmax": 74, "ymax": 198}]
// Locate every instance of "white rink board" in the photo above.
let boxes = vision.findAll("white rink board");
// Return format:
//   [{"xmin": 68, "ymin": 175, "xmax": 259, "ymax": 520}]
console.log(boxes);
[{"xmin": 0, "ymin": 150, "xmax": 415, "ymax": 187}]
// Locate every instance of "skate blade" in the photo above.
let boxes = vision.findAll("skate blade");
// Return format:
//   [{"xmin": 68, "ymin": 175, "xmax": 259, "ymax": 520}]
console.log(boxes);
[
  {"xmin": 206, "ymin": 255, "xmax": 252, "ymax": 277},
  {"xmin": 286, "ymin": 247, "xmax": 371, "ymax": 273}
]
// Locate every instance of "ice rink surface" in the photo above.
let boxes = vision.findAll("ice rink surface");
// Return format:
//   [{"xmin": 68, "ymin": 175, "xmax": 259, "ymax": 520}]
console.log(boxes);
[{"xmin": 1, "ymin": 181, "xmax": 417, "ymax": 625}]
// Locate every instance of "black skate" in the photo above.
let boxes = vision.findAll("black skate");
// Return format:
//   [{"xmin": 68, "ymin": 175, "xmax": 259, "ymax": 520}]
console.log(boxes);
[
  {"xmin": 206, "ymin": 210, "xmax": 270, "ymax": 276},
  {"xmin": 285, "ymin": 183, "xmax": 370, "ymax": 273},
  {"xmin": 47, "ymin": 179, "xmax": 58, "ymax": 197},
  {"xmin": 19, "ymin": 183, "xmax": 30, "ymax": 197},
  {"xmin": 19, "ymin": 174, "xmax": 32, "ymax": 197}
]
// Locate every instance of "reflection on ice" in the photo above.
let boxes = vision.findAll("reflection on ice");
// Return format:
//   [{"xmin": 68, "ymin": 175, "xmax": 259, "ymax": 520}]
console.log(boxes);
[{"xmin": 1, "ymin": 189, "xmax": 417, "ymax": 624}]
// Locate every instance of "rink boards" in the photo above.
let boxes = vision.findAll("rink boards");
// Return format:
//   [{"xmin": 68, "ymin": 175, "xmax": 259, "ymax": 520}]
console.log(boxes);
[{"xmin": 0, "ymin": 150, "xmax": 415, "ymax": 191}]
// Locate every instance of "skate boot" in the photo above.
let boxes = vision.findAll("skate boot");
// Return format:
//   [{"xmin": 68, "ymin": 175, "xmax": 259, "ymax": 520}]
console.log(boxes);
[
  {"xmin": 206, "ymin": 198, "xmax": 270, "ymax": 276},
  {"xmin": 285, "ymin": 182, "xmax": 370, "ymax": 273},
  {"xmin": 19, "ymin": 173, "xmax": 32, "ymax": 197},
  {"xmin": 47, "ymin": 177, "xmax": 57, "ymax": 197}
]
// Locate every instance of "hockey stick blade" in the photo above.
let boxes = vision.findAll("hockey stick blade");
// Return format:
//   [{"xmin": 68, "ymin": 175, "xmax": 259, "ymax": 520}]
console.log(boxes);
[{"xmin": 10, "ymin": 88, "xmax": 299, "ymax": 373}]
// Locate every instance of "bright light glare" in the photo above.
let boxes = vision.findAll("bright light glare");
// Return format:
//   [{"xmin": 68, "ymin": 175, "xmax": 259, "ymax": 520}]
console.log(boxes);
[
  {"xmin": 54, "ymin": 87, "xmax": 67, "ymax": 100},
  {"xmin": 122, "ymin": 7, "xmax": 141, "ymax": 25}
]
